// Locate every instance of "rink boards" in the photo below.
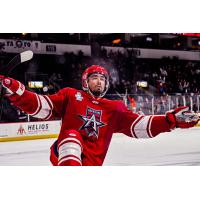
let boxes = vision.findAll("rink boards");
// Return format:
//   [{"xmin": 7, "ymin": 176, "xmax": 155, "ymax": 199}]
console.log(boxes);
[
  {"xmin": 0, "ymin": 120, "xmax": 61, "ymax": 142},
  {"xmin": 0, "ymin": 119, "xmax": 199, "ymax": 142}
]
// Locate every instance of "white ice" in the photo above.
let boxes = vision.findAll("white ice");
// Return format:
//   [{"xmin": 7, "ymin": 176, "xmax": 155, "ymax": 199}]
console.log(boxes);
[{"xmin": 0, "ymin": 127, "xmax": 200, "ymax": 166}]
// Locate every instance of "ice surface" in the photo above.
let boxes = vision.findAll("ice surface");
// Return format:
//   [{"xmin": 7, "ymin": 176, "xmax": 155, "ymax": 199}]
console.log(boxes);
[{"xmin": 0, "ymin": 127, "xmax": 200, "ymax": 166}]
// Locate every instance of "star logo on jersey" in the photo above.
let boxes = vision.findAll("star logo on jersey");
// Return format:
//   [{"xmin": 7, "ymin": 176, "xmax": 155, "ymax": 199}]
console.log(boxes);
[{"xmin": 79, "ymin": 107, "xmax": 106, "ymax": 138}]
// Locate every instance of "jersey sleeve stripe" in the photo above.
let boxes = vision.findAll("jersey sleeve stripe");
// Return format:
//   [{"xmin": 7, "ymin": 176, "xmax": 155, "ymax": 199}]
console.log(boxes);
[
  {"xmin": 43, "ymin": 95, "xmax": 54, "ymax": 120},
  {"xmin": 133, "ymin": 115, "xmax": 152, "ymax": 138},
  {"xmin": 31, "ymin": 95, "xmax": 52, "ymax": 119},
  {"xmin": 147, "ymin": 115, "xmax": 154, "ymax": 138},
  {"xmin": 44, "ymin": 95, "xmax": 54, "ymax": 110},
  {"xmin": 58, "ymin": 138, "xmax": 83, "ymax": 150},
  {"xmin": 58, "ymin": 156, "xmax": 82, "ymax": 166},
  {"xmin": 29, "ymin": 93, "xmax": 42, "ymax": 116},
  {"xmin": 58, "ymin": 142, "xmax": 82, "ymax": 161},
  {"xmin": 130, "ymin": 115, "xmax": 144, "ymax": 138}
]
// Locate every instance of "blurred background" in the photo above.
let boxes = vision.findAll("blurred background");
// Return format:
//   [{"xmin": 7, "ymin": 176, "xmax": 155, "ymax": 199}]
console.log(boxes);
[{"xmin": 0, "ymin": 33, "xmax": 200, "ymax": 122}]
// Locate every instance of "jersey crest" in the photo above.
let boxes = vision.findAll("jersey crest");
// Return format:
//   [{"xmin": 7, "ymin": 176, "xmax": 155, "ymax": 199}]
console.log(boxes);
[
  {"xmin": 75, "ymin": 92, "xmax": 83, "ymax": 101},
  {"xmin": 79, "ymin": 107, "xmax": 106, "ymax": 138}
]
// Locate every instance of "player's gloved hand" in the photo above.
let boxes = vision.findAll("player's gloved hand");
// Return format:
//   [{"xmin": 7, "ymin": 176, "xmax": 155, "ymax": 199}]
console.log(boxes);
[
  {"xmin": 166, "ymin": 106, "xmax": 199, "ymax": 129},
  {"xmin": 0, "ymin": 75, "xmax": 25, "ymax": 97}
]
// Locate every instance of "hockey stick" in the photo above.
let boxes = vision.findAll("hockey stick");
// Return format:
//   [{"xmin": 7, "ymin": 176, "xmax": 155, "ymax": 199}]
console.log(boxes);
[{"xmin": 0, "ymin": 50, "xmax": 33, "ymax": 121}]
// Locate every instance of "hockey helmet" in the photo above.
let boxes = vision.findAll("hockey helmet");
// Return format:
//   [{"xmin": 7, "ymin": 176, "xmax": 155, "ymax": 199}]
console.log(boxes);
[{"xmin": 82, "ymin": 65, "xmax": 109, "ymax": 97}]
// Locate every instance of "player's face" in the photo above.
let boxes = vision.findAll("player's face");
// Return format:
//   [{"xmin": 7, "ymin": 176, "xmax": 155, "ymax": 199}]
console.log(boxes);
[{"xmin": 88, "ymin": 73, "xmax": 106, "ymax": 96}]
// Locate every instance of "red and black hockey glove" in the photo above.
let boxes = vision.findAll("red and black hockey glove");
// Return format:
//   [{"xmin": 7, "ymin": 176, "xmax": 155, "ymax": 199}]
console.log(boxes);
[
  {"xmin": 0, "ymin": 75, "xmax": 25, "ymax": 97},
  {"xmin": 166, "ymin": 106, "xmax": 199, "ymax": 129}
]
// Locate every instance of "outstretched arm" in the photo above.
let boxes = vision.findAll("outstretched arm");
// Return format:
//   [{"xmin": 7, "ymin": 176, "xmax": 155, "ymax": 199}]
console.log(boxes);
[
  {"xmin": 115, "ymin": 101, "xmax": 199, "ymax": 139},
  {"xmin": 0, "ymin": 76, "xmax": 68, "ymax": 120}
]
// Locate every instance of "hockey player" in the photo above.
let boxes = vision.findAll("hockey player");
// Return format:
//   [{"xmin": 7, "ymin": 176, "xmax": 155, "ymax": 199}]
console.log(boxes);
[{"xmin": 0, "ymin": 65, "xmax": 199, "ymax": 166}]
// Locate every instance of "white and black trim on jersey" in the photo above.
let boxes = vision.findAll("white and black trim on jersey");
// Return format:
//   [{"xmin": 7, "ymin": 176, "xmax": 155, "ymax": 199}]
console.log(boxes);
[
  {"xmin": 29, "ymin": 94, "xmax": 53, "ymax": 119},
  {"xmin": 130, "ymin": 115, "xmax": 155, "ymax": 138},
  {"xmin": 58, "ymin": 137, "xmax": 83, "ymax": 166}
]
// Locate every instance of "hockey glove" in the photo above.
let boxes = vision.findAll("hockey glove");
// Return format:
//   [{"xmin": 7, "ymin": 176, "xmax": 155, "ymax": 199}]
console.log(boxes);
[
  {"xmin": 0, "ymin": 75, "xmax": 25, "ymax": 97},
  {"xmin": 166, "ymin": 106, "xmax": 199, "ymax": 129}
]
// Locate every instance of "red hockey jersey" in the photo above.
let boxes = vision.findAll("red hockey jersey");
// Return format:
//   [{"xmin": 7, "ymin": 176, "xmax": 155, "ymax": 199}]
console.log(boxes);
[{"xmin": 9, "ymin": 87, "xmax": 171, "ymax": 165}]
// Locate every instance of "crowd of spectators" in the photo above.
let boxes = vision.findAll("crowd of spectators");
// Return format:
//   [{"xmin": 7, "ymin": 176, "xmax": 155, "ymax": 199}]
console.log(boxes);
[
  {"xmin": 100, "ymin": 50, "xmax": 200, "ymax": 95},
  {"xmin": 101, "ymin": 50, "xmax": 200, "ymax": 96}
]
